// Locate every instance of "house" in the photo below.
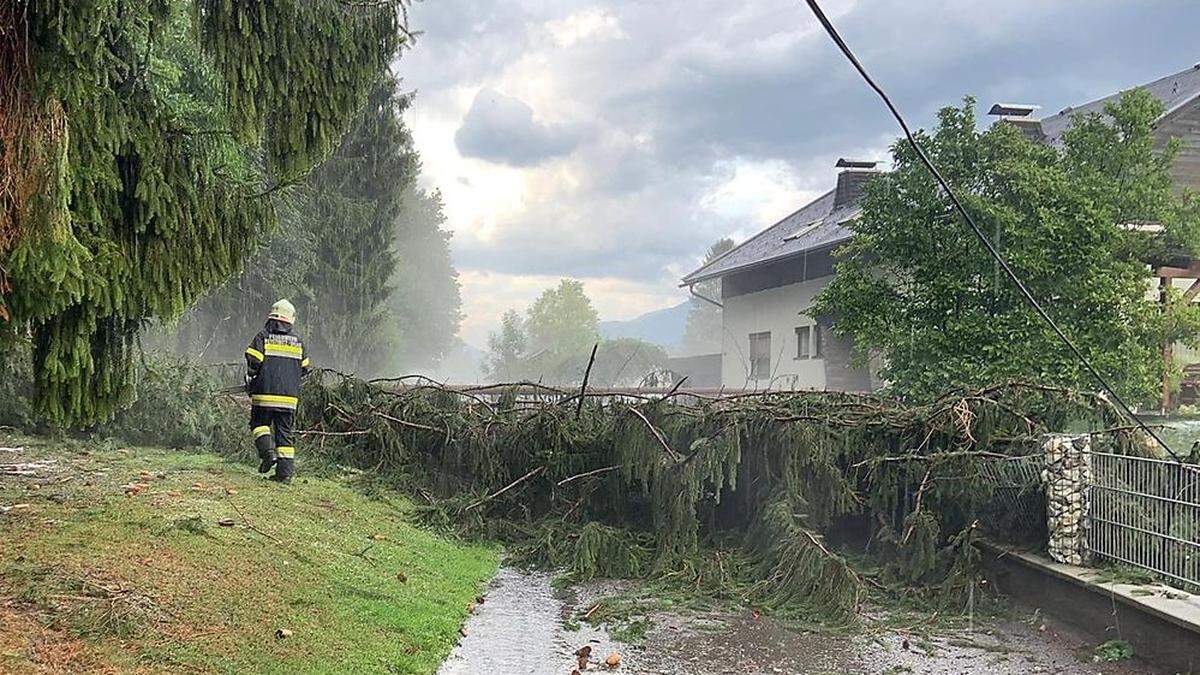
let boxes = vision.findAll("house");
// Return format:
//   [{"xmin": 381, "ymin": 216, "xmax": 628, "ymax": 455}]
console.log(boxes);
[
  {"xmin": 680, "ymin": 159, "xmax": 878, "ymax": 391},
  {"xmin": 682, "ymin": 63, "xmax": 1200, "ymax": 394},
  {"xmin": 1021, "ymin": 63, "xmax": 1200, "ymax": 191}
]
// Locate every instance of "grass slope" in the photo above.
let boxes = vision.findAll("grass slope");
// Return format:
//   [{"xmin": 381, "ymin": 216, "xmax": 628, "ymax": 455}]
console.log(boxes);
[{"xmin": 0, "ymin": 434, "xmax": 498, "ymax": 674}]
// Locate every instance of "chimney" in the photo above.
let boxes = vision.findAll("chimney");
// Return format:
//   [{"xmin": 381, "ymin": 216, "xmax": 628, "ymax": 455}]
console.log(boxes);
[
  {"xmin": 987, "ymin": 102, "xmax": 1044, "ymax": 143},
  {"xmin": 833, "ymin": 158, "xmax": 878, "ymax": 209}
]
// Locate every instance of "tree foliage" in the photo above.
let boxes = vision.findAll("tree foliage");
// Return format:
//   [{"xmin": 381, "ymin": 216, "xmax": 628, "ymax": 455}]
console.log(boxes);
[
  {"xmin": 526, "ymin": 279, "xmax": 601, "ymax": 354},
  {"xmin": 0, "ymin": 0, "xmax": 406, "ymax": 425},
  {"xmin": 681, "ymin": 238, "xmax": 734, "ymax": 355},
  {"xmin": 382, "ymin": 186, "xmax": 462, "ymax": 373},
  {"xmin": 172, "ymin": 85, "xmax": 460, "ymax": 378},
  {"xmin": 483, "ymin": 310, "xmax": 528, "ymax": 381},
  {"xmin": 484, "ymin": 279, "xmax": 604, "ymax": 383},
  {"xmin": 303, "ymin": 76, "xmax": 419, "ymax": 374},
  {"xmin": 300, "ymin": 371, "xmax": 1147, "ymax": 621},
  {"xmin": 812, "ymin": 92, "xmax": 1200, "ymax": 403}
]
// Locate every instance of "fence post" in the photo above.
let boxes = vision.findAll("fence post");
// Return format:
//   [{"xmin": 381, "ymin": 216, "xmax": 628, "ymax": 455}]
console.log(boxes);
[{"xmin": 1041, "ymin": 433, "xmax": 1092, "ymax": 565}]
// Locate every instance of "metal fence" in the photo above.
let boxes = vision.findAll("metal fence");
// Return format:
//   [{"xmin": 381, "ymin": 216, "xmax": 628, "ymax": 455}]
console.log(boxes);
[
  {"xmin": 1087, "ymin": 451, "xmax": 1200, "ymax": 592},
  {"xmin": 978, "ymin": 454, "xmax": 1046, "ymax": 541}
]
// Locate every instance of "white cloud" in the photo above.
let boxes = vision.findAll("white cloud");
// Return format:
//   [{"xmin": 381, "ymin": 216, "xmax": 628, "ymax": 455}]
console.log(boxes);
[
  {"xmin": 700, "ymin": 158, "xmax": 817, "ymax": 231},
  {"xmin": 544, "ymin": 8, "xmax": 626, "ymax": 48}
]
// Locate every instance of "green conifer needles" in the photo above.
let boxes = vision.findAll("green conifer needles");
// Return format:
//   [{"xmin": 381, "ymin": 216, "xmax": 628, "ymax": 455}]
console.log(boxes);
[
  {"xmin": 0, "ymin": 1, "xmax": 405, "ymax": 425},
  {"xmin": 300, "ymin": 374, "xmax": 1140, "ymax": 621}
]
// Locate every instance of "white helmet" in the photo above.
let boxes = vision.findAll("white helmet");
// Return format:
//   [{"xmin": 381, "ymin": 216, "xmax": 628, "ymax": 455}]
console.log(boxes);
[{"xmin": 268, "ymin": 299, "xmax": 296, "ymax": 324}]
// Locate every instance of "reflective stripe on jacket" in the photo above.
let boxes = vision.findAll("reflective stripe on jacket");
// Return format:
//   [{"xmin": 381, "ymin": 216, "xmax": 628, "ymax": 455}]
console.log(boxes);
[{"xmin": 245, "ymin": 320, "xmax": 311, "ymax": 406}]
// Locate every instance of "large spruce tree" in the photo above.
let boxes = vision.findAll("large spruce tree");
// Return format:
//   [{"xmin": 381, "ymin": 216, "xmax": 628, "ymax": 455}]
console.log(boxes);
[
  {"xmin": 383, "ymin": 186, "xmax": 463, "ymax": 373},
  {"xmin": 302, "ymin": 77, "xmax": 419, "ymax": 374},
  {"xmin": 0, "ymin": 0, "xmax": 406, "ymax": 425}
]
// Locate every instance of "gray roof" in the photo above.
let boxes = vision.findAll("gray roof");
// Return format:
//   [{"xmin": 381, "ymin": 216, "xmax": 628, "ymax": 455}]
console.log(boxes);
[
  {"xmin": 681, "ymin": 189, "xmax": 858, "ymax": 285},
  {"xmin": 1039, "ymin": 63, "xmax": 1200, "ymax": 145}
]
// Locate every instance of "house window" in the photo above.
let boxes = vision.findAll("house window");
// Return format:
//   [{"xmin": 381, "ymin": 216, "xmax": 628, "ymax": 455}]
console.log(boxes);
[
  {"xmin": 749, "ymin": 332, "xmax": 771, "ymax": 379},
  {"xmin": 795, "ymin": 325, "xmax": 822, "ymax": 359}
]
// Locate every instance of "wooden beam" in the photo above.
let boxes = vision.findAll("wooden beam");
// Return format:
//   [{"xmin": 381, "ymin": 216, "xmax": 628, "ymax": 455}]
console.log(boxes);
[
  {"xmin": 1185, "ymin": 278, "xmax": 1200, "ymax": 302},
  {"xmin": 1154, "ymin": 261, "xmax": 1200, "ymax": 278}
]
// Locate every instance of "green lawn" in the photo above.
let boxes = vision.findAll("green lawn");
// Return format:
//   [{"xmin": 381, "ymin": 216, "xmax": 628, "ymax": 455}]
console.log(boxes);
[{"xmin": 0, "ymin": 434, "xmax": 498, "ymax": 674}]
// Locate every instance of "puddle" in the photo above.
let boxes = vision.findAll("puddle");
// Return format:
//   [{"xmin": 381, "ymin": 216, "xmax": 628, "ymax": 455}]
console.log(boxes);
[
  {"xmin": 438, "ymin": 567, "xmax": 635, "ymax": 674},
  {"xmin": 440, "ymin": 566, "xmax": 1153, "ymax": 674}
]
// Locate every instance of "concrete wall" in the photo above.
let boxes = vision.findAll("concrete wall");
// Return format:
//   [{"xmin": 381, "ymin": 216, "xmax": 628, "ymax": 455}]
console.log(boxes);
[
  {"xmin": 719, "ymin": 275, "xmax": 872, "ymax": 391},
  {"xmin": 666, "ymin": 353, "xmax": 722, "ymax": 388},
  {"xmin": 982, "ymin": 543, "xmax": 1200, "ymax": 675}
]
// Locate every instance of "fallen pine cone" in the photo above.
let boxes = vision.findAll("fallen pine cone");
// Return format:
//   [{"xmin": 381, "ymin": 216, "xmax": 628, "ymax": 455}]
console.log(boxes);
[
  {"xmin": 577, "ymin": 654, "xmax": 589, "ymax": 670},
  {"xmin": 574, "ymin": 646, "xmax": 592, "ymax": 658},
  {"xmin": 275, "ymin": 628, "xmax": 293, "ymax": 640},
  {"xmin": 396, "ymin": 571, "xmax": 407, "ymax": 583},
  {"xmin": 404, "ymin": 646, "xmax": 420, "ymax": 655},
  {"xmin": 571, "ymin": 671, "xmax": 582, "ymax": 675},
  {"xmin": 458, "ymin": 626, "xmax": 468, "ymax": 638},
  {"xmin": 475, "ymin": 594, "xmax": 485, "ymax": 604},
  {"xmin": 604, "ymin": 652, "xmax": 621, "ymax": 668},
  {"xmin": 217, "ymin": 518, "xmax": 235, "ymax": 527}
]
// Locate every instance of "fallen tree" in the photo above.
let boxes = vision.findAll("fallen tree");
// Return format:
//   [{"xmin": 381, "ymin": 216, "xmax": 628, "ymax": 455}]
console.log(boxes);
[{"xmin": 296, "ymin": 370, "xmax": 1145, "ymax": 622}]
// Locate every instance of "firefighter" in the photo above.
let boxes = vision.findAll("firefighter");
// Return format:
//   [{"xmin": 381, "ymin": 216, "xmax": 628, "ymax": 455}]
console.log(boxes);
[{"xmin": 244, "ymin": 299, "xmax": 311, "ymax": 483}]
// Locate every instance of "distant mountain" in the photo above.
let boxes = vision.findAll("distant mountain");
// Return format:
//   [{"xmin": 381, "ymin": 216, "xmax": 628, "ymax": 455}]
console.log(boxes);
[{"xmin": 600, "ymin": 300, "xmax": 691, "ymax": 349}]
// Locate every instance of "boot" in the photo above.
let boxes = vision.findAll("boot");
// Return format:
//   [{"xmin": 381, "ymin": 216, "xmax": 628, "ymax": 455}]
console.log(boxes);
[
  {"xmin": 270, "ymin": 457, "xmax": 295, "ymax": 484},
  {"xmin": 254, "ymin": 426, "xmax": 276, "ymax": 474}
]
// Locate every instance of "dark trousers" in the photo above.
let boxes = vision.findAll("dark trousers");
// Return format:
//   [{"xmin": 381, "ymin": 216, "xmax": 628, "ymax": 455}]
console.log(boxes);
[{"xmin": 250, "ymin": 406, "xmax": 296, "ymax": 478}]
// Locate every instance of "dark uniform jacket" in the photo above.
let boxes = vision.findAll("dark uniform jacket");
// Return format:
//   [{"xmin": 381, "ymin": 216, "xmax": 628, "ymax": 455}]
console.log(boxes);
[{"xmin": 245, "ymin": 320, "xmax": 311, "ymax": 410}]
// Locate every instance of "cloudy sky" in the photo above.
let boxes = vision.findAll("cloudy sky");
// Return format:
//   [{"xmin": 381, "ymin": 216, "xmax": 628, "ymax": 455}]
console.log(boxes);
[{"xmin": 397, "ymin": 0, "xmax": 1200, "ymax": 348}]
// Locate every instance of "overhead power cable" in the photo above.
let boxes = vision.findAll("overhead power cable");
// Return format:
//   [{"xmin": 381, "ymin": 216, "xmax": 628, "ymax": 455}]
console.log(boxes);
[{"xmin": 801, "ymin": 0, "xmax": 1183, "ymax": 463}]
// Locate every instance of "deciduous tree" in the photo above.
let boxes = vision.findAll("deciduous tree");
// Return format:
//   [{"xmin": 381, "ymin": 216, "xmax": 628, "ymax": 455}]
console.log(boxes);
[
  {"xmin": 812, "ymin": 92, "xmax": 1200, "ymax": 403},
  {"xmin": 483, "ymin": 310, "xmax": 528, "ymax": 380},
  {"xmin": 525, "ymin": 279, "xmax": 601, "ymax": 356}
]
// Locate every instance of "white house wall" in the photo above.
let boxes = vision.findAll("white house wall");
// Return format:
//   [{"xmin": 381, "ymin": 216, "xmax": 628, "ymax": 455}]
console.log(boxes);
[{"xmin": 720, "ymin": 275, "xmax": 832, "ymax": 390}]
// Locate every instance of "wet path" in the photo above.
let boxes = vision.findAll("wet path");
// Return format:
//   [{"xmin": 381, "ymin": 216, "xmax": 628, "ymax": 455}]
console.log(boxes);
[
  {"xmin": 440, "ymin": 566, "xmax": 1154, "ymax": 674},
  {"xmin": 438, "ymin": 567, "xmax": 633, "ymax": 674}
]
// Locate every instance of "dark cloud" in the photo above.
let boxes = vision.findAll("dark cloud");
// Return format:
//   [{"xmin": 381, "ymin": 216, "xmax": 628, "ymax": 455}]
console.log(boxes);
[{"xmin": 455, "ymin": 89, "xmax": 582, "ymax": 166}]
